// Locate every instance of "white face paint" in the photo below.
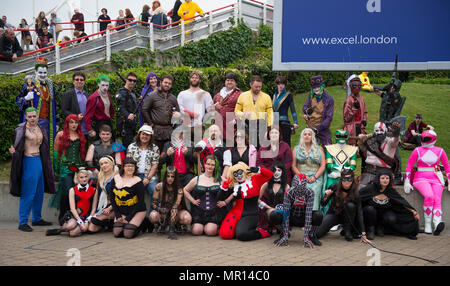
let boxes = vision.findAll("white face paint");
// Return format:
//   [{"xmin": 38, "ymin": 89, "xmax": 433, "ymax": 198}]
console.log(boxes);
[
  {"xmin": 98, "ymin": 81, "xmax": 109, "ymax": 94},
  {"xmin": 273, "ymin": 167, "xmax": 282, "ymax": 180},
  {"xmin": 36, "ymin": 66, "xmax": 48, "ymax": 82},
  {"xmin": 313, "ymin": 87, "xmax": 321, "ymax": 95}
]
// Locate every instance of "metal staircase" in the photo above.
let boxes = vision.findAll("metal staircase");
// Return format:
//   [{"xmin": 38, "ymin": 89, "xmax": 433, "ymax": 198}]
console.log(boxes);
[{"xmin": 0, "ymin": 0, "xmax": 273, "ymax": 75}]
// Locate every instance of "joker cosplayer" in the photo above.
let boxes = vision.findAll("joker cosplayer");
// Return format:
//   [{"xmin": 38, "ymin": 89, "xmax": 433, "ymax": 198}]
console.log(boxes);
[
  {"xmin": 404, "ymin": 130, "xmax": 450, "ymax": 235},
  {"xmin": 16, "ymin": 58, "xmax": 58, "ymax": 165},
  {"xmin": 302, "ymin": 75, "xmax": 334, "ymax": 146}
]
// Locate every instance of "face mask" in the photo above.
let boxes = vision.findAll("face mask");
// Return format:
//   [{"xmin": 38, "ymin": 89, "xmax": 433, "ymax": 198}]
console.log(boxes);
[{"xmin": 350, "ymin": 82, "xmax": 362, "ymax": 94}]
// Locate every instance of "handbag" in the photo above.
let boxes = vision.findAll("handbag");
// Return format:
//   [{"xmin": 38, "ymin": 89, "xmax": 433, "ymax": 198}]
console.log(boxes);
[{"xmin": 55, "ymin": 24, "xmax": 63, "ymax": 33}]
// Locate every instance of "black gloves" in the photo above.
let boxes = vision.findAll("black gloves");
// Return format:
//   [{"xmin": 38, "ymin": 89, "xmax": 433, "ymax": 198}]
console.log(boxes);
[{"xmin": 248, "ymin": 167, "xmax": 260, "ymax": 173}]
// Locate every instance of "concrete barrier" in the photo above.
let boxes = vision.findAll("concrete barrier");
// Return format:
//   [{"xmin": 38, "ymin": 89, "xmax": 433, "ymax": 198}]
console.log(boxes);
[{"xmin": 0, "ymin": 181, "xmax": 448, "ymax": 233}]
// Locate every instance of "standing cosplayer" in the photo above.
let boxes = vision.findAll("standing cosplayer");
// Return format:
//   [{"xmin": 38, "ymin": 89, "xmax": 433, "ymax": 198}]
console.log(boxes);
[
  {"xmin": 10, "ymin": 107, "xmax": 55, "ymax": 231},
  {"xmin": 17, "ymin": 58, "xmax": 58, "ymax": 165},
  {"xmin": 302, "ymin": 75, "xmax": 334, "ymax": 146},
  {"xmin": 343, "ymin": 75, "xmax": 367, "ymax": 146},
  {"xmin": 404, "ymin": 130, "xmax": 450, "ymax": 235},
  {"xmin": 270, "ymin": 173, "xmax": 323, "ymax": 247},
  {"xmin": 219, "ymin": 163, "xmax": 273, "ymax": 241}
]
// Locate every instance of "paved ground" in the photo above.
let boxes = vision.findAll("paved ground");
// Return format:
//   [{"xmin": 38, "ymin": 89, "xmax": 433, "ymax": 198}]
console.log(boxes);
[{"xmin": 0, "ymin": 220, "xmax": 449, "ymax": 267}]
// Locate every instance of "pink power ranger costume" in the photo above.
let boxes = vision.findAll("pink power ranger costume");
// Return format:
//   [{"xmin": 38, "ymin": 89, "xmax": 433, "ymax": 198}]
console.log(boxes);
[{"xmin": 404, "ymin": 130, "xmax": 450, "ymax": 235}]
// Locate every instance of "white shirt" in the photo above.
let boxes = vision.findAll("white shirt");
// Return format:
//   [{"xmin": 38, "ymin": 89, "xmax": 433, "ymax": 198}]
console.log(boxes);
[
  {"xmin": 177, "ymin": 89, "xmax": 213, "ymax": 127},
  {"xmin": 137, "ymin": 149, "xmax": 148, "ymax": 174}
]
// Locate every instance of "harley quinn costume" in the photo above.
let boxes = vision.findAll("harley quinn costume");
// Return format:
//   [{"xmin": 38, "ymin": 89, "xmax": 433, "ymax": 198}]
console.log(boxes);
[
  {"xmin": 405, "ymin": 130, "xmax": 450, "ymax": 235},
  {"xmin": 219, "ymin": 164, "xmax": 273, "ymax": 241}
]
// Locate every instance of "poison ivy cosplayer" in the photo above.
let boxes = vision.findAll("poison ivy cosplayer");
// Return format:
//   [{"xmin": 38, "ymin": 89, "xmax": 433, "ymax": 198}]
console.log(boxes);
[
  {"xmin": 404, "ymin": 130, "xmax": 450, "ymax": 235},
  {"xmin": 16, "ymin": 57, "xmax": 58, "ymax": 166},
  {"xmin": 49, "ymin": 114, "xmax": 87, "ymax": 225},
  {"xmin": 219, "ymin": 163, "xmax": 273, "ymax": 241}
]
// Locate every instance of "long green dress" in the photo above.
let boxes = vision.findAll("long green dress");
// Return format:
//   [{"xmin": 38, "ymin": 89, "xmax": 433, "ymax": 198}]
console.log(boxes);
[{"xmin": 48, "ymin": 139, "xmax": 83, "ymax": 223}]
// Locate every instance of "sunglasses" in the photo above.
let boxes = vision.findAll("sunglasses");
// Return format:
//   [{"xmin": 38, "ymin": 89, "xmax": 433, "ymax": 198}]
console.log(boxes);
[
  {"xmin": 351, "ymin": 83, "xmax": 362, "ymax": 88},
  {"xmin": 74, "ymin": 78, "xmax": 85, "ymax": 82},
  {"xmin": 127, "ymin": 78, "xmax": 137, "ymax": 83}
]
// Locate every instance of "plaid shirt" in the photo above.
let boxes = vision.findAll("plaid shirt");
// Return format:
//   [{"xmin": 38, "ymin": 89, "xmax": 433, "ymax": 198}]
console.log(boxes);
[{"xmin": 275, "ymin": 174, "xmax": 314, "ymax": 245}]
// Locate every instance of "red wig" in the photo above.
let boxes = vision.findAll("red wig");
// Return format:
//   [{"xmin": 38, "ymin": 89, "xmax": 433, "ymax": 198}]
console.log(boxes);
[{"xmin": 57, "ymin": 114, "xmax": 87, "ymax": 161}]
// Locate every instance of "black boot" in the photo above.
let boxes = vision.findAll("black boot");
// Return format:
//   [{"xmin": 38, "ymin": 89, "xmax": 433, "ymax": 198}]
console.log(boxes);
[
  {"xmin": 168, "ymin": 223, "xmax": 178, "ymax": 240},
  {"xmin": 309, "ymin": 234, "xmax": 322, "ymax": 246},
  {"xmin": 375, "ymin": 224, "xmax": 385, "ymax": 237},
  {"xmin": 343, "ymin": 224, "xmax": 353, "ymax": 241},
  {"xmin": 394, "ymin": 172, "xmax": 404, "ymax": 185},
  {"xmin": 366, "ymin": 226, "xmax": 375, "ymax": 240},
  {"xmin": 433, "ymin": 222, "xmax": 445, "ymax": 236}
]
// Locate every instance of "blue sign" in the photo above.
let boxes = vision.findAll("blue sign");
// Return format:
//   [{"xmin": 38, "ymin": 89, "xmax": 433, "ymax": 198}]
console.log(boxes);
[{"xmin": 273, "ymin": 0, "xmax": 450, "ymax": 71}]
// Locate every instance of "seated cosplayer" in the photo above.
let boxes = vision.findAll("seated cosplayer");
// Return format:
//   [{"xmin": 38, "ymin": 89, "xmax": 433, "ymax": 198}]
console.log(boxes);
[{"xmin": 46, "ymin": 168, "xmax": 98, "ymax": 237}]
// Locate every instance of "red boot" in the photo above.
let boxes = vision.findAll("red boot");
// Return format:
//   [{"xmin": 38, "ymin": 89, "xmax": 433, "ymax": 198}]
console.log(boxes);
[{"xmin": 258, "ymin": 228, "xmax": 271, "ymax": 239}]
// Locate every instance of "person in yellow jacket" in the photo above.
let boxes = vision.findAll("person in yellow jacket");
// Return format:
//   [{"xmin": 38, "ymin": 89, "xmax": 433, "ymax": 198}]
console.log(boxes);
[
  {"xmin": 235, "ymin": 75, "xmax": 273, "ymax": 148},
  {"xmin": 359, "ymin": 72, "xmax": 374, "ymax": 92},
  {"xmin": 178, "ymin": 0, "xmax": 204, "ymax": 23}
]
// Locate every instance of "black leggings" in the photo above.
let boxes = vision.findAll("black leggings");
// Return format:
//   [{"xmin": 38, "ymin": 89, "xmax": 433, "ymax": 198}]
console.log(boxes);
[
  {"xmin": 316, "ymin": 202, "xmax": 358, "ymax": 238},
  {"xmin": 235, "ymin": 215, "xmax": 261, "ymax": 241},
  {"xmin": 289, "ymin": 210, "xmax": 323, "ymax": 228},
  {"xmin": 363, "ymin": 205, "xmax": 396, "ymax": 228}
]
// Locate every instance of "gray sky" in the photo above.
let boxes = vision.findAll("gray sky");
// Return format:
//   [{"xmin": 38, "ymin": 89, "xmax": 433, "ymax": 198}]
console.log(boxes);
[{"xmin": 2, "ymin": 0, "xmax": 273, "ymax": 38}]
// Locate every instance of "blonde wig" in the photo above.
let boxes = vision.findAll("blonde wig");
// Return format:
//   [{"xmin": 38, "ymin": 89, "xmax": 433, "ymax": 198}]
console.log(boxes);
[{"xmin": 226, "ymin": 162, "xmax": 252, "ymax": 188}]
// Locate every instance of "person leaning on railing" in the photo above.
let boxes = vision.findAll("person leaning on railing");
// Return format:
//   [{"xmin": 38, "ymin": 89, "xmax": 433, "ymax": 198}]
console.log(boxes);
[
  {"xmin": 178, "ymin": 0, "xmax": 204, "ymax": 24},
  {"xmin": 0, "ymin": 27, "xmax": 23, "ymax": 62}
]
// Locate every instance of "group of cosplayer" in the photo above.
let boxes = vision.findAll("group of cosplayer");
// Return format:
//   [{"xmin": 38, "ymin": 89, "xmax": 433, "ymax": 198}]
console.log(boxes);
[
  {"xmin": 41, "ymin": 124, "xmax": 449, "ymax": 248},
  {"xmin": 9, "ymin": 58, "xmax": 449, "ymax": 247}
]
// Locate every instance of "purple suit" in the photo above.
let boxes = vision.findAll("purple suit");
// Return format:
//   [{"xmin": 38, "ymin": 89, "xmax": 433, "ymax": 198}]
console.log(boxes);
[{"xmin": 302, "ymin": 92, "xmax": 334, "ymax": 146}]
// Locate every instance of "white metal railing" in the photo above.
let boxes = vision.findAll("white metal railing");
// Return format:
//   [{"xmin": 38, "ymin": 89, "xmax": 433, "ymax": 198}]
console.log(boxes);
[{"xmin": 0, "ymin": 0, "xmax": 273, "ymax": 75}]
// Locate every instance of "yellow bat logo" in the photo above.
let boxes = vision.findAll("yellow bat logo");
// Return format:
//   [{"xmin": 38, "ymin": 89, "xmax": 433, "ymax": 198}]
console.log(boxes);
[{"xmin": 113, "ymin": 188, "xmax": 130, "ymax": 199}]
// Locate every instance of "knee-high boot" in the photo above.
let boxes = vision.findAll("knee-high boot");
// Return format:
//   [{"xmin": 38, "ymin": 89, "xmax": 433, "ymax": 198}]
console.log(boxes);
[{"xmin": 424, "ymin": 206, "xmax": 433, "ymax": 234}]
